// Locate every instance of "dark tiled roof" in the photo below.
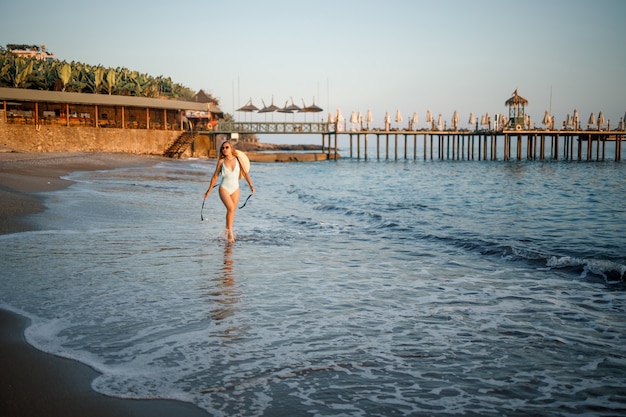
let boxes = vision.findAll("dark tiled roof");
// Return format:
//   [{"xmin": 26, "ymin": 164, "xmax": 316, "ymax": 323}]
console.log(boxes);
[{"xmin": 0, "ymin": 87, "xmax": 208, "ymax": 111}]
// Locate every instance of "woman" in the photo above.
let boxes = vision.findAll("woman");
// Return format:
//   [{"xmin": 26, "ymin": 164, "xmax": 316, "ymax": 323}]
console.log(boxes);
[{"xmin": 204, "ymin": 141, "xmax": 255, "ymax": 243}]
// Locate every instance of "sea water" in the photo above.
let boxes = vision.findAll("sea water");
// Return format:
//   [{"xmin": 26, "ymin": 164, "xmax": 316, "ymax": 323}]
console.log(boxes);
[{"xmin": 1, "ymin": 149, "xmax": 625, "ymax": 416}]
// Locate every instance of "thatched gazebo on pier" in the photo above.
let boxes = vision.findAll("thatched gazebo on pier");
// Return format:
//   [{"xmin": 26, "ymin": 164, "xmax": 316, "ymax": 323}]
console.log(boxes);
[{"xmin": 505, "ymin": 89, "xmax": 528, "ymax": 129}]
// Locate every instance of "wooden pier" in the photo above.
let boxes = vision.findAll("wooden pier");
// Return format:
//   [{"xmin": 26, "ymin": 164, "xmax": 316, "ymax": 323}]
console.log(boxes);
[
  {"xmin": 321, "ymin": 129, "xmax": 624, "ymax": 162},
  {"xmin": 209, "ymin": 122, "xmax": 624, "ymax": 162}
]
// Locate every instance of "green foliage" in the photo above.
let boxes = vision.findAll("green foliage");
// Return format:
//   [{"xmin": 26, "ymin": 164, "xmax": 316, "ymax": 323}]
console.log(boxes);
[
  {"xmin": 0, "ymin": 55, "xmax": 35, "ymax": 88},
  {"xmin": 0, "ymin": 48, "xmax": 202, "ymax": 101},
  {"xmin": 57, "ymin": 62, "xmax": 72, "ymax": 91}
]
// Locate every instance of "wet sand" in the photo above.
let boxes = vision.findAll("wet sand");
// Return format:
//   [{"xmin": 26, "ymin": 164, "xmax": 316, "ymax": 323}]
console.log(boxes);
[{"xmin": 0, "ymin": 151, "xmax": 209, "ymax": 416}]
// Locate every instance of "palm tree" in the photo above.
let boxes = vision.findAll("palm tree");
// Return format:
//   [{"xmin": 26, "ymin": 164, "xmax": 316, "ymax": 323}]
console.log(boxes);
[
  {"xmin": 105, "ymin": 68, "xmax": 116, "ymax": 95},
  {"xmin": 0, "ymin": 55, "xmax": 35, "ymax": 88},
  {"xmin": 57, "ymin": 62, "xmax": 71, "ymax": 92}
]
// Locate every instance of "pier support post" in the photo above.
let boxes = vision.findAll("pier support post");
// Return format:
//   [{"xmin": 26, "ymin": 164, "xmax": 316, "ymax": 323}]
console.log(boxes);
[
  {"xmin": 555, "ymin": 134, "xmax": 559, "ymax": 160},
  {"xmin": 504, "ymin": 134, "xmax": 509, "ymax": 160},
  {"xmin": 483, "ymin": 134, "xmax": 488, "ymax": 161},
  {"xmin": 349, "ymin": 134, "xmax": 353, "ymax": 158},
  {"xmin": 598, "ymin": 134, "xmax": 603, "ymax": 161},
  {"xmin": 364, "ymin": 134, "xmax": 368, "ymax": 160},
  {"xmin": 451, "ymin": 135, "xmax": 456, "ymax": 160},
  {"xmin": 578, "ymin": 135, "xmax": 591, "ymax": 161},
  {"xmin": 385, "ymin": 133, "xmax": 389, "ymax": 160},
  {"xmin": 430, "ymin": 134, "xmax": 433, "ymax": 161},
  {"xmin": 394, "ymin": 134, "xmax": 398, "ymax": 160}
]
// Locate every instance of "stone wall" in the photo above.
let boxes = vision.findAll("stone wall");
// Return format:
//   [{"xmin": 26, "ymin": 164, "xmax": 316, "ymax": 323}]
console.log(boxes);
[{"xmin": 0, "ymin": 112, "xmax": 200, "ymax": 156}]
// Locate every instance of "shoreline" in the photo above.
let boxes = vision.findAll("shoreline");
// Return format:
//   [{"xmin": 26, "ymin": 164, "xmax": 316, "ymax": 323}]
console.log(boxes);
[
  {"xmin": 0, "ymin": 150, "xmax": 170, "ymax": 234},
  {"xmin": 0, "ymin": 309, "xmax": 209, "ymax": 417},
  {"xmin": 0, "ymin": 151, "xmax": 209, "ymax": 416}
]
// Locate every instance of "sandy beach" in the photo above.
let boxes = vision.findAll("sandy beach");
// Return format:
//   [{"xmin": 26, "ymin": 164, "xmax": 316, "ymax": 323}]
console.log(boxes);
[{"xmin": 0, "ymin": 151, "xmax": 209, "ymax": 416}]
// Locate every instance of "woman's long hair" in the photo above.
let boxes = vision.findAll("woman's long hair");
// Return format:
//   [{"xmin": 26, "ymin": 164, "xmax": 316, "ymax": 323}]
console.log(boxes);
[{"xmin": 219, "ymin": 141, "xmax": 239, "ymax": 160}]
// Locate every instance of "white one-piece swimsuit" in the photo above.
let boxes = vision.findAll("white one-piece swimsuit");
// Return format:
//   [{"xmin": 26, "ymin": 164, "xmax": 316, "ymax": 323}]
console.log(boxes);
[{"xmin": 220, "ymin": 158, "xmax": 240, "ymax": 194}]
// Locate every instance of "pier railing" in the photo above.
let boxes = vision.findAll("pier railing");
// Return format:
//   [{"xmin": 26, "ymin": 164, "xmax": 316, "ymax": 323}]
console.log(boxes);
[{"xmin": 213, "ymin": 121, "xmax": 330, "ymax": 134}]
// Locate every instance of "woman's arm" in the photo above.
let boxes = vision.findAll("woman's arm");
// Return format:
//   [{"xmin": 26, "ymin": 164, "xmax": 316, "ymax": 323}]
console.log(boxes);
[
  {"xmin": 204, "ymin": 160, "xmax": 223, "ymax": 200},
  {"xmin": 242, "ymin": 169, "xmax": 255, "ymax": 194}
]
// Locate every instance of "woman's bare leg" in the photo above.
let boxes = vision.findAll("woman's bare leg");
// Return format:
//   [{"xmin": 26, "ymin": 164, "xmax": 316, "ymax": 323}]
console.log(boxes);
[{"xmin": 219, "ymin": 187, "xmax": 240, "ymax": 242}]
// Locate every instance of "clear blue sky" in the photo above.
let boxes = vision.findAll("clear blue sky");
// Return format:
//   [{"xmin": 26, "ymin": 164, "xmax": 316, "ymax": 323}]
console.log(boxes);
[{"xmin": 1, "ymin": 0, "xmax": 625, "ymax": 130}]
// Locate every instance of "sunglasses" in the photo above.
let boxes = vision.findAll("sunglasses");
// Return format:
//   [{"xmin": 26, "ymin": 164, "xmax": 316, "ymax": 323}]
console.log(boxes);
[{"xmin": 222, "ymin": 146, "xmax": 230, "ymax": 150}]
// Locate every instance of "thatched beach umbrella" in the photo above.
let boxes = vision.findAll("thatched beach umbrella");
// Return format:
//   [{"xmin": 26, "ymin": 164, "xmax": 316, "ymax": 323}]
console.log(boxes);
[
  {"xmin": 301, "ymin": 98, "xmax": 323, "ymax": 122},
  {"xmin": 384, "ymin": 111, "xmax": 391, "ymax": 130},
  {"xmin": 258, "ymin": 98, "xmax": 280, "ymax": 122},
  {"xmin": 278, "ymin": 100, "xmax": 293, "ymax": 121},
  {"xmin": 278, "ymin": 101, "xmax": 292, "ymax": 113},
  {"xmin": 572, "ymin": 109, "xmax": 579, "ymax": 129},
  {"xmin": 468, "ymin": 112, "xmax": 476, "ymax": 127},
  {"xmin": 437, "ymin": 114, "xmax": 444, "ymax": 131},
  {"xmin": 237, "ymin": 98, "xmax": 259, "ymax": 121},
  {"xmin": 358, "ymin": 111, "xmax": 363, "ymax": 130},
  {"xmin": 258, "ymin": 99, "xmax": 279, "ymax": 113},
  {"xmin": 366, "ymin": 109, "xmax": 373, "ymax": 130},
  {"xmin": 285, "ymin": 97, "xmax": 301, "ymax": 112},
  {"xmin": 283, "ymin": 97, "xmax": 301, "ymax": 122},
  {"xmin": 237, "ymin": 99, "xmax": 259, "ymax": 112},
  {"xmin": 412, "ymin": 112, "xmax": 418, "ymax": 130},
  {"xmin": 302, "ymin": 98, "xmax": 323, "ymax": 113}
]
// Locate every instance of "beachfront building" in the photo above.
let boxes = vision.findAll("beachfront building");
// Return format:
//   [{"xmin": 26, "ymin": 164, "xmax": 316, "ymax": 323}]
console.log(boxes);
[
  {"xmin": 186, "ymin": 89, "xmax": 224, "ymax": 131},
  {"xmin": 0, "ymin": 86, "xmax": 226, "ymax": 156},
  {"xmin": 505, "ymin": 89, "xmax": 528, "ymax": 130},
  {"xmin": 0, "ymin": 87, "xmax": 220, "ymax": 130}
]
